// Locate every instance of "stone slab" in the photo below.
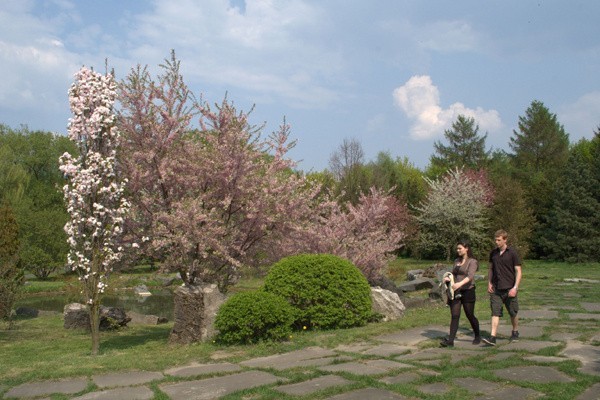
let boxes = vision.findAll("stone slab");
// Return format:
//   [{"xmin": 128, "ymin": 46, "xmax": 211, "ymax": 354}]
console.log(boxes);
[
  {"xmin": 519, "ymin": 309, "xmax": 559, "ymax": 319},
  {"xmin": 395, "ymin": 348, "xmax": 444, "ymax": 361},
  {"xmin": 493, "ymin": 365, "xmax": 575, "ymax": 383},
  {"xmin": 580, "ymin": 302, "xmax": 600, "ymax": 312},
  {"xmin": 455, "ymin": 377, "xmax": 502, "ymax": 394},
  {"xmin": 361, "ymin": 344, "xmax": 414, "ymax": 357},
  {"xmin": 550, "ymin": 332, "xmax": 581, "ymax": 341},
  {"xmin": 239, "ymin": 346, "xmax": 339, "ymax": 370},
  {"xmin": 579, "ymin": 360, "xmax": 600, "ymax": 377},
  {"xmin": 418, "ymin": 382, "xmax": 451, "ymax": 394},
  {"xmin": 326, "ymin": 387, "xmax": 408, "ymax": 399},
  {"xmin": 164, "ymin": 362, "xmax": 241, "ymax": 377},
  {"xmin": 92, "ymin": 371, "xmax": 163, "ymax": 388},
  {"xmin": 474, "ymin": 386, "xmax": 543, "ymax": 399},
  {"xmin": 274, "ymin": 375, "xmax": 351, "ymax": 396},
  {"xmin": 379, "ymin": 371, "xmax": 421, "ymax": 385},
  {"xmin": 561, "ymin": 341, "xmax": 600, "ymax": 365},
  {"xmin": 374, "ymin": 325, "xmax": 447, "ymax": 345},
  {"xmin": 498, "ymin": 340, "xmax": 561, "ymax": 352},
  {"xmin": 569, "ymin": 313, "xmax": 600, "ymax": 320},
  {"xmin": 334, "ymin": 342, "xmax": 373, "ymax": 353},
  {"xmin": 4, "ymin": 378, "xmax": 89, "ymax": 398},
  {"xmin": 71, "ymin": 386, "xmax": 154, "ymax": 400},
  {"xmin": 576, "ymin": 382, "xmax": 600, "ymax": 400},
  {"xmin": 159, "ymin": 370, "xmax": 282, "ymax": 400},
  {"xmin": 318, "ymin": 359, "xmax": 413, "ymax": 376}
]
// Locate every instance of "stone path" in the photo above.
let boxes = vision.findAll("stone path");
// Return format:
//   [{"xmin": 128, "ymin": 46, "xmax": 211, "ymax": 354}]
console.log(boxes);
[{"xmin": 3, "ymin": 302, "xmax": 600, "ymax": 399}]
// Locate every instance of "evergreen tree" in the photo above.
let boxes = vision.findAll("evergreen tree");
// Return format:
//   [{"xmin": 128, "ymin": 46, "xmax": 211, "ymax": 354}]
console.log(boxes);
[
  {"xmin": 540, "ymin": 136, "xmax": 600, "ymax": 262},
  {"xmin": 429, "ymin": 115, "xmax": 490, "ymax": 175},
  {"xmin": 509, "ymin": 100, "xmax": 570, "ymax": 257}
]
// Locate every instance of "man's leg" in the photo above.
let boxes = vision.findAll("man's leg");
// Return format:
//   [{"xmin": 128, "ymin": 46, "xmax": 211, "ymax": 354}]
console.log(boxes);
[
  {"xmin": 491, "ymin": 315, "xmax": 500, "ymax": 336},
  {"xmin": 510, "ymin": 314, "xmax": 519, "ymax": 331}
]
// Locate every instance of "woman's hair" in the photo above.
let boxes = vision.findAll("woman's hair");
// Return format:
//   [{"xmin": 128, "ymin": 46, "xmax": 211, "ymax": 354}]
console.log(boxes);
[{"xmin": 457, "ymin": 239, "xmax": 474, "ymax": 259}]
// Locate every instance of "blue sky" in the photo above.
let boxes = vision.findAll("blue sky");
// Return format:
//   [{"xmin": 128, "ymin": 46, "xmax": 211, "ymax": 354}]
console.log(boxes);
[{"xmin": 1, "ymin": 0, "xmax": 599, "ymax": 171}]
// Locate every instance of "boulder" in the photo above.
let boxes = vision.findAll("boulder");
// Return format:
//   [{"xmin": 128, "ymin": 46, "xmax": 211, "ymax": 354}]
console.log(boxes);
[
  {"xmin": 407, "ymin": 269, "xmax": 424, "ymax": 281},
  {"xmin": 368, "ymin": 275, "xmax": 405, "ymax": 299},
  {"xmin": 64, "ymin": 303, "xmax": 90, "ymax": 329},
  {"xmin": 127, "ymin": 311, "xmax": 168, "ymax": 325},
  {"xmin": 15, "ymin": 307, "xmax": 39, "ymax": 318},
  {"xmin": 397, "ymin": 277, "xmax": 436, "ymax": 293},
  {"xmin": 99, "ymin": 306, "xmax": 131, "ymax": 330},
  {"xmin": 371, "ymin": 287, "xmax": 405, "ymax": 321},
  {"xmin": 169, "ymin": 283, "xmax": 226, "ymax": 344},
  {"xmin": 64, "ymin": 303, "xmax": 131, "ymax": 331}
]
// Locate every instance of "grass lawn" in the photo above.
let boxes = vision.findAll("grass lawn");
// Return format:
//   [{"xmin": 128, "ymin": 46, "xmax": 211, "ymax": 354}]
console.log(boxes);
[{"xmin": 1, "ymin": 258, "xmax": 599, "ymax": 398}]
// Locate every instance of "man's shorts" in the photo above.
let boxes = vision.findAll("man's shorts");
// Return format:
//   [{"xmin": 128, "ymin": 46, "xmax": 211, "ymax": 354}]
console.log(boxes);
[{"xmin": 490, "ymin": 289, "xmax": 519, "ymax": 317}]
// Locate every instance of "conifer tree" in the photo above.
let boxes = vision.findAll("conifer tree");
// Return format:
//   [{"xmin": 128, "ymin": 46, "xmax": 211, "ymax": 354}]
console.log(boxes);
[
  {"xmin": 429, "ymin": 115, "xmax": 490, "ymax": 175},
  {"xmin": 540, "ymin": 136, "xmax": 600, "ymax": 261},
  {"xmin": 509, "ymin": 100, "xmax": 570, "ymax": 257}
]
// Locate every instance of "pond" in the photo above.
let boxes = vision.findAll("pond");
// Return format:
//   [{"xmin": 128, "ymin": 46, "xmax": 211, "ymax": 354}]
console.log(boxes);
[{"xmin": 16, "ymin": 289, "xmax": 175, "ymax": 320}]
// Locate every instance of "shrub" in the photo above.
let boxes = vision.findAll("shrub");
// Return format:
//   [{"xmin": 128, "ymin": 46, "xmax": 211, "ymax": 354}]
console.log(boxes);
[
  {"xmin": 263, "ymin": 254, "xmax": 373, "ymax": 330},
  {"xmin": 215, "ymin": 291, "xmax": 294, "ymax": 344}
]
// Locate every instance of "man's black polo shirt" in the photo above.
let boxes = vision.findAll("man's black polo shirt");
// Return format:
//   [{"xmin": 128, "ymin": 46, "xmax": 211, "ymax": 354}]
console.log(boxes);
[{"xmin": 489, "ymin": 247, "xmax": 521, "ymax": 290}]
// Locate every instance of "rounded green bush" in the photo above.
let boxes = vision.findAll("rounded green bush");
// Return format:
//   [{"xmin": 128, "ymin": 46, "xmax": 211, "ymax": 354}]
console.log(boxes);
[
  {"xmin": 263, "ymin": 254, "xmax": 373, "ymax": 330},
  {"xmin": 215, "ymin": 291, "xmax": 294, "ymax": 344}
]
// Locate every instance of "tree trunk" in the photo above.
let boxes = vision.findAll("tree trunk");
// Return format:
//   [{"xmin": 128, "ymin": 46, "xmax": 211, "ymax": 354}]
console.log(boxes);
[{"xmin": 90, "ymin": 300, "xmax": 100, "ymax": 355}]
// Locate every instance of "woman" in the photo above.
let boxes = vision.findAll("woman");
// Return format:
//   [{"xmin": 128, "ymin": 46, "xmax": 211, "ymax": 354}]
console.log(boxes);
[{"xmin": 440, "ymin": 240, "xmax": 481, "ymax": 347}]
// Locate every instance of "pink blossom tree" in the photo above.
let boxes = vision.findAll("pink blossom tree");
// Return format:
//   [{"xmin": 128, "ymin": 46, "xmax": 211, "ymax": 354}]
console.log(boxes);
[
  {"xmin": 59, "ymin": 67, "xmax": 129, "ymax": 355},
  {"xmin": 118, "ymin": 54, "xmax": 317, "ymax": 292},
  {"xmin": 274, "ymin": 188, "xmax": 409, "ymax": 282}
]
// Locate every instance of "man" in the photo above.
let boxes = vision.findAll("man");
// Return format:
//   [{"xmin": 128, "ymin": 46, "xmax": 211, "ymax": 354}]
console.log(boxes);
[{"xmin": 483, "ymin": 230, "xmax": 522, "ymax": 346}]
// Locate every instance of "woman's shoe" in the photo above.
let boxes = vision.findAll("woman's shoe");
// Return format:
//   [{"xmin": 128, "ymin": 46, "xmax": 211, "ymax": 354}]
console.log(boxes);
[
  {"xmin": 472, "ymin": 336, "xmax": 481, "ymax": 345},
  {"xmin": 440, "ymin": 337, "xmax": 454, "ymax": 347}
]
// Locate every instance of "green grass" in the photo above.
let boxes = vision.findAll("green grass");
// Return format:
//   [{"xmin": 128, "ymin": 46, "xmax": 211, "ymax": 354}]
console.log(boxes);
[{"xmin": 2, "ymin": 258, "xmax": 599, "ymax": 399}]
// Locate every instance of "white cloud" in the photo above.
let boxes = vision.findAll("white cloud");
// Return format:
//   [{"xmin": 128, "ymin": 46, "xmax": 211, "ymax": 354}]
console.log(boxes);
[
  {"xmin": 393, "ymin": 75, "xmax": 502, "ymax": 140},
  {"xmin": 128, "ymin": 0, "xmax": 340, "ymax": 108},
  {"xmin": 560, "ymin": 91, "xmax": 600, "ymax": 139}
]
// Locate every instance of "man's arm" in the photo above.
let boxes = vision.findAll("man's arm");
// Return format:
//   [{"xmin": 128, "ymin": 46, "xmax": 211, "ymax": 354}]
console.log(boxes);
[
  {"xmin": 509, "ymin": 265, "xmax": 522, "ymax": 297},
  {"xmin": 487, "ymin": 262, "xmax": 494, "ymax": 293}
]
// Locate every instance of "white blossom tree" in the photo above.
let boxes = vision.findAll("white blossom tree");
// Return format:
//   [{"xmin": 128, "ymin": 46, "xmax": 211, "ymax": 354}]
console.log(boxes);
[
  {"xmin": 416, "ymin": 168, "xmax": 493, "ymax": 260},
  {"xmin": 59, "ymin": 67, "xmax": 129, "ymax": 355}
]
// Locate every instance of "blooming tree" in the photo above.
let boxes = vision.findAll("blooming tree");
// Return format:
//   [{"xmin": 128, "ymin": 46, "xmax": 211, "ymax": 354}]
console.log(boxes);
[
  {"xmin": 118, "ymin": 54, "xmax": 317, "ymax": 292},
  {"xmin": 275, "ymin": 187, "xmax": 409, "ymax": 282},
  {"xmin": 415, "ymin": 167, "xmax": 493, "ymax": 260},
  {"xmin": 59, "ymin": 67, "xmax": 129, "ymax": 355}
]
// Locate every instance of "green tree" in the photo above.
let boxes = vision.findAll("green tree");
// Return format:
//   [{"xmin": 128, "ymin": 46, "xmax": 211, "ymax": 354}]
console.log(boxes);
[
  {"xmin": 428, "ymin": 115, "xmax": 490, "ymax": 176},
  {"xmin": 368, "ymin": 152, "xmax": 427, "ymax": 207},
  {"xmin": 509, "ymin": 100, "xmax": 570, "ymax": 257},
  {"xmin": 539, "ymin": 136, "xmax": 600, "ymax": 262},
  {"xmin": 0, "ymin": 127, "xmax": 75, "ymax": 279},
  {"xmin": 486, "ymin": 150, "xmax": 534, "ymax": 258},
  {"xmin": 0, "ymin": 203, "xmax": 22, "ymax": 322},
  {"xmin": 0, "ymin": 140, "xmax": 27, "ymax": 323}
]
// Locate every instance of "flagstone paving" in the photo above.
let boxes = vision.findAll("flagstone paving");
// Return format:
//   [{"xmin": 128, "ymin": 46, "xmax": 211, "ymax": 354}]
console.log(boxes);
[{"xmin": 3, "ymin": 303, "xmax": 600, "ymax": 399}]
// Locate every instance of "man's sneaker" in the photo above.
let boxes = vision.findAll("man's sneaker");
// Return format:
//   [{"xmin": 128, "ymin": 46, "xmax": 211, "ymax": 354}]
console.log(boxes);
[
  {"xmin": 440, "ymin": 337, "xmax": 454, "ymax": 347},
  {"xmin": 482, "ymin": 336, "xmax": 496, "ymax": 346},
  {"xmin": 472, "ymin": 336, "xmax": 481, "ymax": 345},
  {"xmin": 510, "ymin": 331, "xmax": 520, "ymax": 342}
]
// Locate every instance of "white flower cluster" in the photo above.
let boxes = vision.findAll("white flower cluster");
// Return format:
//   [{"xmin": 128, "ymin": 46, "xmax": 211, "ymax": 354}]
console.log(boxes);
[{"xmin": 59, "ymin": 67, "xmax": 129, "ymax": 300}]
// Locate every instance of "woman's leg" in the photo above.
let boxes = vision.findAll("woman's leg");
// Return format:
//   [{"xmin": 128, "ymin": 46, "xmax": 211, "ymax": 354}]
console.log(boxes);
[
  {"xmin": 448, "ymin": 299, "xmax": 462, "ymax": 341},
  {"xmin": 462, "ymin": 300, "xmax": 480, "ymax": 337}
]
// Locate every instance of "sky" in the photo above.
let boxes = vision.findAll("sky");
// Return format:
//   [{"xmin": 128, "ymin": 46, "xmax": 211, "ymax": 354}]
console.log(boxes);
[{"xmin": 1, "ymin": 0, "xmax": 599, "ymax": 172}]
